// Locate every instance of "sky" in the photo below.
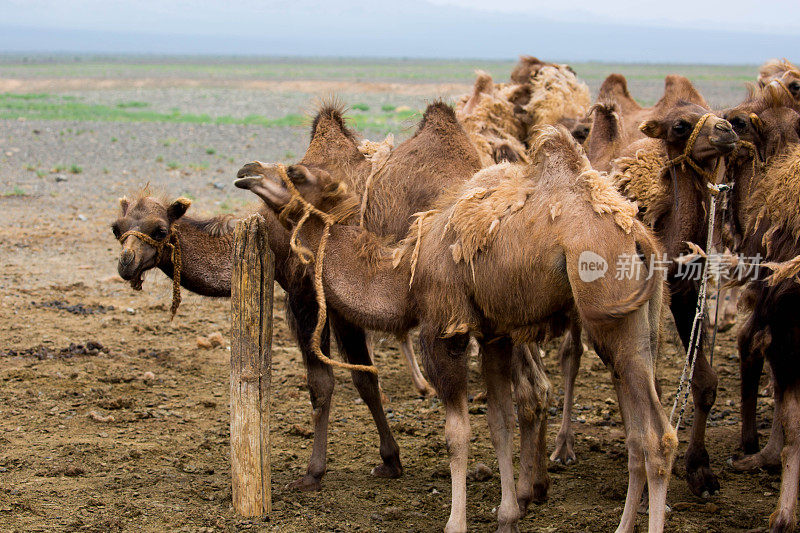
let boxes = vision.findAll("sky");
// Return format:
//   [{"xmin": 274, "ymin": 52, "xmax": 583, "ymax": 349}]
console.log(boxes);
[{"xmin": 1, "ymin": 0, "xmax": 798, "ymax": 63}]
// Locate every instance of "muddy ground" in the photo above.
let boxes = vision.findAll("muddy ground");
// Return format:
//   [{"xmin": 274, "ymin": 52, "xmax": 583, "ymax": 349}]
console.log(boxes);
[{"xmin": 0, "ymin": 67, "xmax": 782, "ymax": 532}]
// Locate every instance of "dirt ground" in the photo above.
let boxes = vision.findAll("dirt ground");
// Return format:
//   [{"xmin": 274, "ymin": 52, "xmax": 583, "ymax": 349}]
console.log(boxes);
[{"xmin": 0, "ymin": 71, "xmax": 783, "ymax": 532}]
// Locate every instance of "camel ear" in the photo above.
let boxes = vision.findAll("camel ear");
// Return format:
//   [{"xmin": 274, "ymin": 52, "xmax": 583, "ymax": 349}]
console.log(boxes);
[
  {"xmin": 119, "ymin": 197, "xmax": 130, "ymax": 215},
  {"xmin": 749, "ymin": 113, "xmax": 765, "ymax": 136},
  {"xmin": 287, "ymin": 164, "xmax": 315, "ymax": 184},
  {"xmin": 167, "ymin": 197, "xmax": 191, "ymax": 221},
  {"xmin": 639, "ymin": 120, "xmax": 665, "ymax": 139}
]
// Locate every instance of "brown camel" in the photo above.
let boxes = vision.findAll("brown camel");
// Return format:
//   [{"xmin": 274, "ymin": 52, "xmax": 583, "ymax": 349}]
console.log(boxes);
[
  {"xmin": 238, "ymin": 102, "xmax": 555, "ymax": 513},
  {"xmin": 729, "ymin": 129, "xmax": 800, "ymax": 531},
  {"xmin": 595, "ymin": 73, "xmax": 708, "ymax": 156},
  {"xmin": 720, "ymin": 92, "xmax": 800, "ymax": 475},
  {"xmin": 550, "ymin": 103, "xmax": 739, "ymax": 494},
  {"xmin": 236, "ymin": 125, "xmax": 675, "ymax": 533}
]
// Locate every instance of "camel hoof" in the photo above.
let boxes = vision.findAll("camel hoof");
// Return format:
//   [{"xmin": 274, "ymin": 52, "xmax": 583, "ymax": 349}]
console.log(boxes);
[
  {"xmin": 418, "ymin": 385, "xmax": 438, "ymax": 398},
  {"xmin": 286, "ymin": 475, "xmax": 322, "ymax": 492},
  {"xmin": 371, "ymin": 462, "xmax": 403, "ymax": 479},
  {"xmin": 686, "ymin": 448, "xmax": 720, "ymax": 498},
  {"xmin": 550, "ymin": 432, "xmax": 576, "ymax": 465},
  {"xmin": 495, "ymin": 523, "xmax": 520, "ymax": 533},
  {"xmin": 729, "ymin": 452, "xmax": 781, "ymax": 472}
]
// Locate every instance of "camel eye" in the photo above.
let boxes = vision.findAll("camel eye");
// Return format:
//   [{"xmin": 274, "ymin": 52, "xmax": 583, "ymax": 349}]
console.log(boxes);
[
  {"xmin": 151, "ymin": 227, "xmax": 167, "ymax": 241},
  {"xmin": 730, "ymin": 117, "xmax": 747, "ymax": 133},
  {"xmin": 672, "ymin": 121, "xmax": 690, "ymax": 136},
  {"xmin": 789, "ymin": 81, "xmax": 800, "ymax": 96},
  {"xmin": 111, "ymin": 224, "xmax": 121, "ymax": 239}
]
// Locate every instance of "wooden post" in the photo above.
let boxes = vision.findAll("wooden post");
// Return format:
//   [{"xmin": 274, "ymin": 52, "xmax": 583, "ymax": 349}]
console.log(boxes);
[{"xmin": 230, "ymin": 214, "xmax": 274, "ymax": 516}]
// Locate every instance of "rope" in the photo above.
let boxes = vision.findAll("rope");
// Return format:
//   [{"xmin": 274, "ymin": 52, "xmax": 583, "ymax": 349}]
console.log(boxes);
[
  {"xmin": 358, "ymin": 156, "xmax": 392, "ymax": 228},
  {"xmin": 272, "ymin": 164, "xmax": 379, "ymax": 375},
  {"xmin": 669, "ymin": 182, "xmax": 731, "ymax": 430},
  {"xmin": 119, "ymin": 228, "xmax": 182, "ymax": 319}
]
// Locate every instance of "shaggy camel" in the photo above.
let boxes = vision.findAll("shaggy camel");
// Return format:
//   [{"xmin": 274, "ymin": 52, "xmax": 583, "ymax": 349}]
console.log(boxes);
[
  {"xmin": 731, "ymin": 134, "xmax": 800, "ymax": 531},
  {"xmin": 758, "ymin": 58, "xmax": 800, "ymax": 106},
  {"xmin": 720, "ymin": 93, "xmax": 800, "ymax": 474},
  {"xmin": 456, "ymin": 59, "xmax": 591, "ymax": 166},
  {"xmin": 551, "ymin": 103, "xmax": 739, "ymax": 492},
  {"xmin": 238, "ymin": 102, "xmax": 555, "ymax": 512},
  {"xmin": 236, "ymin": 126, "xmax": 675, "ymax": 533}
]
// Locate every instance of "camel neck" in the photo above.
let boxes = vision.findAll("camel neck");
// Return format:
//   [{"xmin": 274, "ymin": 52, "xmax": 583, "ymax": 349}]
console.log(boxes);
[
  {"xmin": 157, "ymin": 218, "xmax": 234, "ymax": 297},
  {"xmin": 660, "ymin": 164, "xmax": 712, "ymax": 260}
]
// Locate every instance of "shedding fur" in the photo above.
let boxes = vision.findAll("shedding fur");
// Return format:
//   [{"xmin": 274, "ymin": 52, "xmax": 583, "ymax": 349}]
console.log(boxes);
[
  {"xmin": 747, "ymin": 144, "xmax": 800, "ymax": 249},
  {"xmin": 522, "ymin": 65, "xmax": 591, "ymax": 133},
  {"xmin": 612, "ymin": 150, "xmax": 671, "ymax": 226},
  {"xmin": 581, "ymin": 169, "xmax": 638, "ymax": 234},
  {"xmin": 758, "ymin": 58, "xmax": 800, "ymax": 87}
]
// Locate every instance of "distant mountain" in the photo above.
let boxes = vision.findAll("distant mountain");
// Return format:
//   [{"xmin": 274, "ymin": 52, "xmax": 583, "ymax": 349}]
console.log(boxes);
[{"xmin": 0, "ymin": 0, "xmax": 797, "ymax": 63}]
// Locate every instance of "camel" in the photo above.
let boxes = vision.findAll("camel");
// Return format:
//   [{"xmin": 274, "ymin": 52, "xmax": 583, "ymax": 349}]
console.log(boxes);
[
  {"xmin": 729, "ymin": 128, "xmax": 800, "ymax": 531},
  {"xmin": 455, "ymin": 59, "xmax": 591, "ymax": 166},
  {"xmin": 238, "ymin": 102, "xmax": 555, "ymax": 512},
  {"xmin": 720, "ymin": 92, "xmax": 800, "ymax": 475},
  {"xmin": 593, "ymin": 73, "xmax": 708, "ymax": 159},
  {"xmin": 758, "ymin": 59, "xmax": 800, "ymax": 107},
  {"xmin": 549, "ymin": 102, "xmax": 739, "ymax": 494},
  {"xmin": 236, "ymin": 125, "xmax": 676, "ymax": 533}
]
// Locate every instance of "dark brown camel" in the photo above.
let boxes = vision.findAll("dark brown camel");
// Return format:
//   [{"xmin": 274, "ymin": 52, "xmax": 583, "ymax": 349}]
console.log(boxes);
[
  {"xmin": 731, "ymin": 128, "xmax": 800, "ymax": 531},
  {"xmin": 236, "ymin": 126, "xmax": 674, "ymax": 533},
  {"xmin": 721, "ymin": 92, "xmax": 800, "ymax": 475}
]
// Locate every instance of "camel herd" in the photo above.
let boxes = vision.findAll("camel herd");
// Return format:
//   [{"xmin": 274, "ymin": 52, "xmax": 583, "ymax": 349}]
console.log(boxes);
[{"xmin": 111, "ymin": 56, "xmax": 800, "ymax": 532}]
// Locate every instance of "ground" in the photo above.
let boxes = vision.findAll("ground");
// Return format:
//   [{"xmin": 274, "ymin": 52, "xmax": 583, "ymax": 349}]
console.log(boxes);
[{"xmin": 0, "ymin": 58, "xmax": 782, "ymax": 532}]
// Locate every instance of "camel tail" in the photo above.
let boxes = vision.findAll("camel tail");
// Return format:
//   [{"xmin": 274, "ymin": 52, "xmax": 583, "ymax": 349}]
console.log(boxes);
[{"xmin": 583, "ymin": 224, "xmax": 664, "ymax": 324}]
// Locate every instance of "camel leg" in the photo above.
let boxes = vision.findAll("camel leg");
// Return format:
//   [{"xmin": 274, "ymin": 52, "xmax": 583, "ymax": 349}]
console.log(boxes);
[
  {"xmin": 482, "ymin": 339, "xmax": 521, "ymax": 532},
  {"xmin": 285, "ymin": 293, "xmax": 334, "ymax": 491},
  {"xmin": 732, "ymin": 369, "xmax": 784, "ymax": 471},
  {"xmin": 421, "ymin": 327, "xmax": 471, "ymax": 533},
  {"xmin": 513, "ymin": 343, "xmax": 550, "ymax": 516},
  {"xmin": 597, "ymin": 337, "xmax": 675, "ymax": 533},
  {"xmin": 671, "ymin": 290, "xmax": 720, "ymax": 498},
  {"xmin": 397, "ymin": 333, "xmax": 436, "ymax": 397},
  {"xmin": 551, "ymin": 320, "xmax": 583, "ymax": 465},
  {"xmin": 739, "ymin": 314, "xmax": 765, "ymax": 455},
  {"xmin": 769, "ymin": 385, "xmax": 800, "ymax": 532},
  {"xmin": 329, "ymin": 311, "xmax": 402, "ymax": 479}
]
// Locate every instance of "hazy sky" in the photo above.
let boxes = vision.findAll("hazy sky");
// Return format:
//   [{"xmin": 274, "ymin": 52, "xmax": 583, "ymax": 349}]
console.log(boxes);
[{"xmin": 1, "ymin": 0, "xmax": 798, "ymax": 62}]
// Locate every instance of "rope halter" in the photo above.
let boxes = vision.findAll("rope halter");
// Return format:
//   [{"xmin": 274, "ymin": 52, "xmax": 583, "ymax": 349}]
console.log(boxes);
[
  {"xmin": 271, "ymin": 163, "xmax": 378, "ymax": 375},
  {"xmin": 662, "ymin": 113, "xmax": 720, "ymax": 183},
  {"xmin": 118, "ymin": 227, "xmax": 182, "ymax": 319}
]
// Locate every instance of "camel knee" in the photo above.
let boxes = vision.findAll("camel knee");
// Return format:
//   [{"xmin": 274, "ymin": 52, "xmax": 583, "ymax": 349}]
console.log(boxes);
[{"xmin": 691, "ymin": 371, "xmax": 718, "ymax": 412}]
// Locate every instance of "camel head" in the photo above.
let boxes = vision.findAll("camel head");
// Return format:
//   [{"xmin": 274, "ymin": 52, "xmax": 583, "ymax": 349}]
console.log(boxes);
[
  {"xmin": 639, "ymin": 103, "xmax": 738, "ymax": 162},
  {"xmin": 112, "ymin": 191, "xmax": 191, "ymax": 289},
  {"xmin": 758, "ymin": 59, "xmax": 800, "ymax": 102},
  {"xmin": 724, "ymin": 101, "xmax": 800, "ymax": 163},
  {"xmin": 235, "ymin": 162, "xmax": 356, "ymax": 226}
]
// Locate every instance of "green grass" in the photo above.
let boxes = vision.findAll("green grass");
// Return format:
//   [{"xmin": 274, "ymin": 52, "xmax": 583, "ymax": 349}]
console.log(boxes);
[
  {"xmin": 2, "ymin": 186, "xmax": 28, "ymax": 197},
  {"xmin": 352, "ymin": 103, "xmax": 369, "ymax": 111},
  {"xmin": 69, "ymin": 164, "xmax": 82, "ymax": 174},
  {"xmin": 116, "ymin": 101, "xmax": 149, "ymax": 108},
  {"xmin": 166, "ymin": 161, "xmax": 180, "ymax": 170},
  {"xmin": 0, "ymin": 92, "xmax": 419, "ymax": 133},
  {"xmin": 205, "ymin": 147, "xmax": 216, "ymax": 155}
]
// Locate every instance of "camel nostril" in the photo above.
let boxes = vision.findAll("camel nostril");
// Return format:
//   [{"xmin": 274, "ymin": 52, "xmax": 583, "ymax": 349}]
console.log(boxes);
[
  {"xmin": 120, "ymin": 250, "xmax": 134, "ymax": 267},
  {"xmin": 714, "ymin": 122, "xmax": 733, "ymax": 133}
]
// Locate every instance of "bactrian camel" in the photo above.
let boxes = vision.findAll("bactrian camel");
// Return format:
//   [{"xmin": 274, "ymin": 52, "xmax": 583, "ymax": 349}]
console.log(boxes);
[{"xmin": 236, "ymin": 125, "xmax": 675, "ymax": 533}]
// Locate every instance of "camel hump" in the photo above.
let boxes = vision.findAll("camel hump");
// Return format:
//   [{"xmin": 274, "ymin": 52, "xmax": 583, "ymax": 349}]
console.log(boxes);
[
  {"xmin": 473, "ymin": 70, "xmax": 494, "ymax": 95},
  {"xmin": 510, "ymin": 55, "xmax": 545, "ymax": 84},
  {"xmin": 662, "ymin": 75, "xmax": 707, "ymax": 107},
  {"xmin": 598, "ymin": 74, "xmax": 632, "ymax": 101},
  {"xmin": 529, "ymin": 124, "xmax": 590, "ymax": 175},
  {"xmin": 310, "ymin": 100, "xmax": 358, "ymax": 143},
  {"xmin": 416, "ymin": 101, "xmax": 460, "ymax": 132}
]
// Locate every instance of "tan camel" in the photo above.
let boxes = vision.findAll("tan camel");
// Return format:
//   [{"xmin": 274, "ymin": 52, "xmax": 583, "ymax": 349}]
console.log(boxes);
[
  {"xmin": 758, "ymin": 59, "xmax": 800, "ymax": 108},
  {"xmin": 550, "ymin": 103, "xmax": 739, "ymax": 494},
  {"xmin": 720, "ymin": 92, "xmax": 800, "ymax": 476},
  {"xmin": 236, "ymin": 125, "xmax": 675, "ymax": 533}
]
